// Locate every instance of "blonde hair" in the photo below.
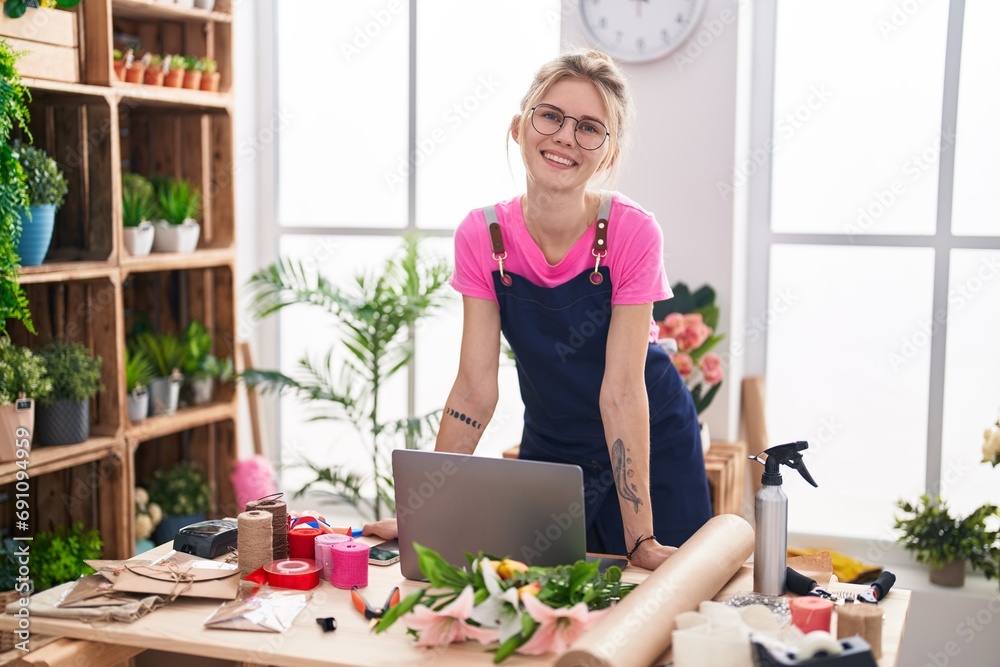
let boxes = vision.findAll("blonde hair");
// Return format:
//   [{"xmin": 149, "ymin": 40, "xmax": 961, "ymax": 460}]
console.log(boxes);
[{"xmin": 509, "ymin": 49, "xmax": 634, "ymax": 186}]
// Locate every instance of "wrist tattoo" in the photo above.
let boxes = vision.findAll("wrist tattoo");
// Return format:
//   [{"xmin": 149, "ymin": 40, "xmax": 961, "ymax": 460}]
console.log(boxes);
[
  {"xmin": 445, "ymin": 407, "xmax": 482, "ymax": 429},
  {"xmin": 611, "ymin": 438, "xmax": 642, "ymax": 513}
]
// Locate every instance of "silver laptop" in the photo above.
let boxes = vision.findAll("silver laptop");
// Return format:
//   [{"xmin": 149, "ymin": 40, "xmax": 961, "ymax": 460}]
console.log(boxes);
[{"xmin": 392, "ymin": 449, "xmax": 588, "ymax": 581}]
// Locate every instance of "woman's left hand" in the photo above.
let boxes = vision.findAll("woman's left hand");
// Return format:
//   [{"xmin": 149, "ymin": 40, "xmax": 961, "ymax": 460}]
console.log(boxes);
[{"xmin": 628, "ymin": 539, "xmax": 678, "ymax": 571}]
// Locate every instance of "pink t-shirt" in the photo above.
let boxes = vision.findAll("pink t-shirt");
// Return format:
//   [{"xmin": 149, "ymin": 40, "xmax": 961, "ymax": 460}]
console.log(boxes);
[{"xmin": 450, "ymin": 192, "xmax": 672, "ymax": 342}]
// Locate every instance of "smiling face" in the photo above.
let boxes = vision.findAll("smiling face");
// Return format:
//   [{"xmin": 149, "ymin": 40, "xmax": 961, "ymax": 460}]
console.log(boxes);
[{"xmin": 513, "ymin": 77, "xmax": 616, "ymax": 195}]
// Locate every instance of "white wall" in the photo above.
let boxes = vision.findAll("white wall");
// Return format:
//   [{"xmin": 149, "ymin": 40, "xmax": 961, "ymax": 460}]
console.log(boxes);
[{"xmin": 563, "ymin": 0, "xmax": 747, "ymax": 442}]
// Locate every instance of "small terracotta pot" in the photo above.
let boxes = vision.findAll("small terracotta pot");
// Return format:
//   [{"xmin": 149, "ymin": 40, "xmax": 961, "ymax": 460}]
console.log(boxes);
[
  {"xmin": 199, "ymin": 71, "xmax": 221, "ymax": 92},
  {"xmin": 113, "ymin": 60, "xmax": 126, "ymax": 81},
  {"xmin": 183, "ymin": 70, "xmax": 203, "ymax": 90},
  {"xmin": 164, "ymin": 69, "xmax": 185, "ymax": 88},
  {"xmin": 144, "ymin": 68, "xmax": 165, "ymax": 86},
  {"xmin": 124, "ymin": 64, "xmax": 146, "ymax": 84},
  {"xmin": 929, "ymin": 558, "xmax": 966, "ymax": 588}
]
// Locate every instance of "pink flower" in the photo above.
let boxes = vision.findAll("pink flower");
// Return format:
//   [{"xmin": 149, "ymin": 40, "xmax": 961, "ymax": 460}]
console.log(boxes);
[
  {"xmin": 676, "ymin": 320, "xmax": 712, "ymax": 352},
  {"xmin": 671, "ymin": 352, "xmax": 694, "ymax": 378},
  {"xmin": 516, "ymin": 595, "xmax": 607, "ymax": 656},
  {"xmin": 659, "ymin": 312, "xmax": 685, "ymax": 339},
  {"xmin": 404, "ymin": 586, "xmax": 499, "ymax": 648},
  {"xmin": 699, "ymin": 353, "xmax": 724, "ymax": 386}
]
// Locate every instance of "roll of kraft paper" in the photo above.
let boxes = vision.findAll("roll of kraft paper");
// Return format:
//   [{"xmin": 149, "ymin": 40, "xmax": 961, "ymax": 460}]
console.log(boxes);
[{"xmin": 555, "ymin": 514, "xmax": 754, "ymax": 667}]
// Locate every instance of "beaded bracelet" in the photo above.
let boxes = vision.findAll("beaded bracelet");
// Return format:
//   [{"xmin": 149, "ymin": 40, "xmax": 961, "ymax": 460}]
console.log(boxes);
[{"xmin": 626, "ymin": 534, "xmax": 656, "ymax": 560}]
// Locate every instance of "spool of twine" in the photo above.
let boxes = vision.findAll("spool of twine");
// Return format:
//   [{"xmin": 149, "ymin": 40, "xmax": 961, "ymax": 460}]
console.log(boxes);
[
  {"xmin": 837, "ymin": 603, "xmax": 883, "ymax": 658},
  {"xmin": 288, "ymin": 527, "xmax": 323, "ymax": 560},
  {"xmin": 246, "ymin": 496, "xmax": 288, "ymax": 560},
  {"xmin": 789, "ymin": 596, "xmax": 833, "ymax": 634},
  {"xmin": 315, "ymin": 533, "xmax": 353, "ymax": 580},
  {"xmin": 237, "ymin": 510, "xmax": 273, "ymax": 577},
  {"xmin": 330, "ymin": 541, "xmax": 369, "ymax": 590}
]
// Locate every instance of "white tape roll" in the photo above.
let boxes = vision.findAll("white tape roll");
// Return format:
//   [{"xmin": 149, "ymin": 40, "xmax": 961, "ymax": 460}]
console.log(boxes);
[{"xmin": 796, "ymin": 631, "xmax": 844, "ymax": 660}]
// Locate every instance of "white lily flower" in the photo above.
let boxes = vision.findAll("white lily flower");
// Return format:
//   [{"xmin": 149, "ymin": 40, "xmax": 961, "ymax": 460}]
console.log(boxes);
[{"xmin": 470, "ymin": 557, "xmax": 526, "ymax": 642}]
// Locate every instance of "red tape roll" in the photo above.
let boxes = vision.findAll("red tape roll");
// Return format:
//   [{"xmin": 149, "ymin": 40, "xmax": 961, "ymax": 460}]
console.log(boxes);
[
  {"xmin": 288, "ymin": 527, "xmax": 323, "ymax": 559},
  {"xmin": 789, "ymin": 596, "xmax": 834, "ymax": 634},
  {"xmin": 263, "ymin": 558, "xmax": 321, "ymax": 590}
]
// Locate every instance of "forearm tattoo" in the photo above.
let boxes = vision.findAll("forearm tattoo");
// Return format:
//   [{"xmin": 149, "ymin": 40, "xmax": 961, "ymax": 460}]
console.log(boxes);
[
  {"xmin": 445, "ymin": 406, "xmax": 483, "ymax": 430},
  {"xmin": 611, "ymin": 438, "xmax": 642, "ymax": 513}
]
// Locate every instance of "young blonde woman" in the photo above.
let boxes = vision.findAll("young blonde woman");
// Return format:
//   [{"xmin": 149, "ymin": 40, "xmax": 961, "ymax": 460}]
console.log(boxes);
[{"xmin": 366, "ymin": 50, "xmax": 711, "ymax": 571}]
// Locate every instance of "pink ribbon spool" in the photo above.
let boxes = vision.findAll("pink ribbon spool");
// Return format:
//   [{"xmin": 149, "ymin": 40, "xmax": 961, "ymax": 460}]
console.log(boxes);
[
  {"xmin": 314, "ymin": 533, "xmax": 353, "ymax": 580},
  {"xmin": 789, "ymin": 596, "xmax": 834, "ymax": 634},
  {"xmin": 330, "ymin": 541, "xmax": 369, "ymax": 590}
]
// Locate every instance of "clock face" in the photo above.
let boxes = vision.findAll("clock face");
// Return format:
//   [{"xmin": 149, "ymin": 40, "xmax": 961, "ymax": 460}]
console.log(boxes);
[{"xmin": 579, "ymin": 0, "xmax": 707, "ymax": 63}]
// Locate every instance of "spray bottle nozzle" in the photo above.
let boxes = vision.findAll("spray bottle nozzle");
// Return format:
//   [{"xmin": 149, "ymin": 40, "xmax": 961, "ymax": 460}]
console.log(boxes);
[{"xmin": 748, "ymin": 441, "xmax": 818, "ymax": 487}]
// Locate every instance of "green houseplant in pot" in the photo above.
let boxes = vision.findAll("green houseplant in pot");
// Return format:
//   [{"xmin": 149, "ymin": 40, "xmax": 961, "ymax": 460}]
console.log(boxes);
[
  {"xmin": 34, "ymin": 340, "xmax": 102, "ymax": 446},
  {"xmin": 147, "ymin": 461, "xmax": 210, "ymax": 545},
  {"xmin": 179, "ymin": 320, "xmax": 234, "ymax": 406},
  {"xmin": 0, "ymin": 338, "xmax": 50, "ymax": 462},
  {"xmin": 122, "ymin": 173, "xmax": 157, "ymax": 257},
  {"xmin": 151, "ymin": 178, "xmax": 200, "ymax": 254},
  {"xmin": 125, "ymin": 347, "xmax": 156, "ymax": 422},
  {"xmin": 134, "ymin": 331, "xmax": 184, "ymax": 416},
  {"xmin": 894, "ymin": 494, "xmax": 1000, "ymax": 587},
  {"xmin": 0, "ymin": 40, "xmax": 35, "ymax": 337},
  {"xmin": 14, "ymin": 143, "xmax": 68, "ymax": 267}
]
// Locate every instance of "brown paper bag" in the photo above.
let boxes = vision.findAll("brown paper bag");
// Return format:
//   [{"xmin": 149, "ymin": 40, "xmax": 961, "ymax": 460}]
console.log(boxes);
[
  {"xmin": 94, "ymin": 552, "xmax": 241, "ymax": 600},
  {"xmin": 0, "ymin": 399, "xmax": 33, "ymax": 464}
]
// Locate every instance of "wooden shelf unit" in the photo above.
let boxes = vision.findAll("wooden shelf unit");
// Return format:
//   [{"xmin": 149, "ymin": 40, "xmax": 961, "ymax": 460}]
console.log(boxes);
[{"xmin": 3, "ymin": 2, "xmax": 239, "ymax": 561}]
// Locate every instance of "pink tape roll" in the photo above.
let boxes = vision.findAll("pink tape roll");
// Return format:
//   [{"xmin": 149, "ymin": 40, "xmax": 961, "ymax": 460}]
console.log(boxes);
[
  {"xmin": 314, "ymin": 533, "xmax": 353, "ymax": 580},
  {"xmin": 330, "ymin": 541, "xmax": 369, "ymax": 590}
]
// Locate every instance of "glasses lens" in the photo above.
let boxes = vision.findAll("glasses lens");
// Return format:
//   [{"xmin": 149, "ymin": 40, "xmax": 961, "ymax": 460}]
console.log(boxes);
[
  {"xmin": 576, "ymin": 119, "xmax": 608, "ymax": 151},
  {"xmin": 531, "ymin": 105, "xmax": 564, "ymax": 135}
]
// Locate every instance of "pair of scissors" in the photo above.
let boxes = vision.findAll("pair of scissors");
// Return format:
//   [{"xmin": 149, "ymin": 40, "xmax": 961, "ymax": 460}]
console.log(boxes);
[{"xmin": 351, "ymin": 586, "xmax": 400, "ymax": 628}]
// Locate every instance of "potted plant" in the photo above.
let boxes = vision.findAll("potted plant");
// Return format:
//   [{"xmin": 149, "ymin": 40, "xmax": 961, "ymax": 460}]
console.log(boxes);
[
  {"xmin": 133, "ymin": 331, "xmax": 184, "ymax": 415},
  {"xmin": 182, "ymin": 56, "xmax": 202, "ymax": 90},
  {"xmin": 143, "ymin": 54, "xmax": 165, "ymax": 86},
  {"xmin": 113, "ymin": 48, "xmax": 126, "ymax": 81},
  {"xmin": 895, "ymin": 494, "xmax": 999, "ymax": 587},
  {"xmin": 122, "ymin": 173, "xmax": 157, "ymax": 256},
  {"xmin": 180, "ymin": 320, "xmax": 231, "ymax": 405},
  {"xmin": 124, "ymin": 50, "xmax": 146, "ymax": 85},
  {"xmin": 0, "ymin": 522, "xmax": 101, "ymax": 594},
  {"xmin": 151, "ymin": 178, "xmax": 200, "ymax": 253},
  {"xmin": 0, "ymin": 41, "xmax": 34, "ymax": 336},
  {"xmin": 0, "ymin": 338, "xmax": 51, "ymax": 462},
  {"xmin": 125, "ymin": 347, "xmax": 155, "ymax": 422},
  {"xmin": 14, "ymin": 143, "xmax": 68, "ymax": 267},
  {"xmin": 147, "ymin": 461, "xmax": 210, "ymax": 545},
  {"xmin": 134, "ymin": 486, "xmax": 163, "ymax": 555},
  {"xmin": 193, "ymin": 0, "xmax": 215, "ymax": 11},
  {"xmin": 34, "ymin": 340, "xmax": 102, "ymax": 446},
  {"xmin": 3, "ymin": 0, "xmax": 81, "ymax": 19},
  {"xmin": 197, "ymin": 57, "xmax": 220, "ymax": 92},
  {"xmin": 163, "ymin": 54, "xmax": 185, "ymax": 88}
]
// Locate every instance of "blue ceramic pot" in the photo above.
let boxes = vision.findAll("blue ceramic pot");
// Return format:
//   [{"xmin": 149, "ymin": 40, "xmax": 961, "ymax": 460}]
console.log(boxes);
[{"xmin": 16, "ymin": 204, "xmax": 56, "ymax": 267}]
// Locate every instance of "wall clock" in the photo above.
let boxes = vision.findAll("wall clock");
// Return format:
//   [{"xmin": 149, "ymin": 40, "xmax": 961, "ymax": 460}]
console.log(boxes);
[{"xmin": 579, "ymin": 0, "xmax": 708, "ymax": 63}]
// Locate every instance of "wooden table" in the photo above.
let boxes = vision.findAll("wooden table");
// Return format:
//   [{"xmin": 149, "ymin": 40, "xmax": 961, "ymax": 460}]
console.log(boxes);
[{"xmin": 0, "ymin": 540, "xmax": 910, "ymax": 667}]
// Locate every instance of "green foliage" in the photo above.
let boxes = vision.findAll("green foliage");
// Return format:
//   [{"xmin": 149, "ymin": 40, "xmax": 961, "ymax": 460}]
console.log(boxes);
[
  {"xmin": 113, "ymin": 48, "xmax": 123, "ymax": 61},
  {"xmin": 4, "ymin": 0, "xmax": 81, "ymax": 19},
  {"xmin": 0, "ymin": 337, "xmax": 51, "ymax": 404},
  {"xmin": 653, "ymin": 282, "xmax": 718, "ymax": 327},
  {"xmin": 0, "ymin": 523, "xmax": 102, "ymax": 593},
  {"xmin": 36, "ymin": 339, "xmax": 102, "ymax": 404},
  {"xmin": 197, "ymin": 57, "xmax": 217, "ymax": 73},
  {"xmin": 148, "ymin": 461, "xmax": 210, "ymax": 516},
  {"xmin": 895, "ymin": 495, "xmax": 1000, "ymax": 579},
  {"xmin": 0, "ymin": 40, "xmax": 34, "ymax": 336},
  {"xmin": 124, "ymin": 347, "xmax": 156, "ymax": 393},
  {"xmin": 154, "ymin": 178, "xmax": 200, "ymax": 225},
  {"xmin": 122, "ymin": 173, "xmax": 157, "ymax": 227},
  {"xmin": 15, "ymin": 143, "xmax": 68, "ymax": 208},
  {"xmin": 243, "ymin": 236, "xmax": 451, "ymax": 520},
  {"xmin": 197, "ymin": 354, "xmax": 233, "ymax": 382},
  {"xmin": 134, "ymin": 331, "xmax": 184, "ymax": 378},
  {"xmin": 180, "ymin": 320, "xmax": 211, "ymax": 376},
  {"xmin": 167, "ymin": 54, "xmax": 189, "ymax": 71}
]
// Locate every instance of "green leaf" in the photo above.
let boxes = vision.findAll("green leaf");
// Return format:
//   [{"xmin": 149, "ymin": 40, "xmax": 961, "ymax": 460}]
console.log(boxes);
[
  {"xmin": 4, "ymin": 1, "xmax": 27, "ymax": 19},
  {"xmin": 492, "ymin": 633, "xmax": 526, "ymax": 664}
]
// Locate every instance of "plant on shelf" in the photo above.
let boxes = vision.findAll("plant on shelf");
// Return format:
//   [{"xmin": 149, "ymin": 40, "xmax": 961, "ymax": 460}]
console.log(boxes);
[
  {"xmin": 373, "ymin": 544, "xmax": 634, "ymax": 662},
  {"xmin": 181, "ymin": 320, "xmax": 233, "ymax": 405},
  {"xmin": 3, "ymin": 0, "xmax": 81, "ymax": 20},
  {"xmin": 147, "ymin": 461, "xmax": 210, "ymax": 544},
  {"xmin": 124, "ymin": 347, "xmax": 155, "ymax": 423},
  {"xmin": 15, "ymin": 143, "xmax": 68, "ymax": 267},
  {"xmin": 894, "ymin": 494, "xmax": 999, "ymax": 588},
  {"xmin": 1, "ymin": 522, "xmax": 100, "ymax": 595},
  {"xmin": 122, "ymin": 173, "xmax": 157, "ymax": 256},
  {"xmin": 0, "ymin": 337, "xmax": 50, "ymax": 461},
  {"xmin": 163, "ymin": 54, "xmax": 186, "ymax": 88},
  {"xmin": 112, "ymin": 48, "xmax": 125, "ymax": 81},
  {"xmin": 134, "ymin": 331, "xmax": 184, "ymax": 416},
  {"xmin": 134, "ymin": 486, "xmax": 162, "ymax": 555},
  {"xmin": 243, "ymin": 236, "xmax": 451, "ymax": 521},
  {"xmin": 143, "ymin": 53, "xmax": 165, "ymax": 86},
  {"xmin": 152, "ymin": 178, "xmax": 201, "ymax": 254},
  {"xmin": 197, "ymin": 57, "xmax": 220, "ymax": 92},
  {"xmin": 181, "ymin": 55, "xmax": 202, "ymax": 90},
  {"xmin": 0, "ymin": 40, "xmax": 33, "ymax": 336},
  {"xmin": 34, "ymin": 339, "xmax": 102, "ymax": 446}
]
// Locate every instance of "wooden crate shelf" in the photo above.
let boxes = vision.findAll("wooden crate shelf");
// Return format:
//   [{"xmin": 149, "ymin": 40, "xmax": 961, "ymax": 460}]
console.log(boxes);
[
  {"xmin": 114, "ymin": 83, "xmax": 232, "ymax": 110},
  {"xmin": 18, "ymin": 261, "xmax": 119, "ymax": 284},
  {"xmin": 113, "ymin": 0, "xmax": 232, "ymax": 24},
  {"xmin": 120, "ymin": 247, "xmax": 234, "ymax": 274},
  {"xmin": 0, "ymin": 436, "xmax": 120, "ymax": 485},
  {"xmin": 125, "ymin": 402, "xmax": 234, "ymax": 443}
]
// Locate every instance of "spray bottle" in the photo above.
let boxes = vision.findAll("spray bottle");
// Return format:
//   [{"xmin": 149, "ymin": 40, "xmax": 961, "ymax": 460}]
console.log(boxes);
[{"xmin": 749, "ymin": 441, "xmax": 818, "ymax": 595}]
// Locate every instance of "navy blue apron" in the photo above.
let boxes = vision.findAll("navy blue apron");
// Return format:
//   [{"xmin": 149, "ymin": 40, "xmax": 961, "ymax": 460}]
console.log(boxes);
[{"xmin": 483, "ymin": 198, "xmax": 711, "ymax": 555}]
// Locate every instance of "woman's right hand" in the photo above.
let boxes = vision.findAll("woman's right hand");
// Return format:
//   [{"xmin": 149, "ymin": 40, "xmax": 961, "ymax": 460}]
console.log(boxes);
[{"xmin": 361, "ymin": 518, "xmax": 398, "ymax": 540}]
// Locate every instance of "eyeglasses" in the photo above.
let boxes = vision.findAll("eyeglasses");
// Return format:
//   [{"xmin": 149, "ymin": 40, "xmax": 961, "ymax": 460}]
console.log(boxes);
[{"xmin": 530, "ymin": 104, "xmax": 610, "ymax": 151}]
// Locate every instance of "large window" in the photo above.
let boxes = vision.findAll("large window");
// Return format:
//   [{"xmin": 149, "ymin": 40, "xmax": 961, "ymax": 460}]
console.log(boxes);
[
  {"xmin": 753, "ymin": 0, "xmax": 1000, "ymax": 540},
  {"xmin": 273, "ymin": 1, "xmax": 560, "ymax": 495}
]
